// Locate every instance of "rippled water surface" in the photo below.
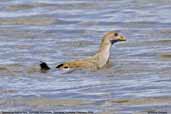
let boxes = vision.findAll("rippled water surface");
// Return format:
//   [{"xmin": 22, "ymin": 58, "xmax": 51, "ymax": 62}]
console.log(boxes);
[{"xmin": 0, "ymin": 0, "xmax": 171, "ymax": 114}]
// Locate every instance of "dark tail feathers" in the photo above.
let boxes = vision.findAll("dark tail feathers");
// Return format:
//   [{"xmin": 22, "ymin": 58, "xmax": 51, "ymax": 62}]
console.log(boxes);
[{"xmin": 40, "ymin": 61, "xmax": 50, "ymax": 72}]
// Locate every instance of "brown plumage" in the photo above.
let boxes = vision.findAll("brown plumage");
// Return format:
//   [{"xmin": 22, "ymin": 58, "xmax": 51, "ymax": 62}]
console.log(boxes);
[{"xmin": 40, "ymin": 31, "xmax": 126, "ymax": 72}]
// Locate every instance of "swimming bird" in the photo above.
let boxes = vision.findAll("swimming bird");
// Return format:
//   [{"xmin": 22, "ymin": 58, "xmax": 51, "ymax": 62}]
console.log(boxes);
[{"xmin": 40, "ymin": 31, "xmax": 126, "ymax": 72}]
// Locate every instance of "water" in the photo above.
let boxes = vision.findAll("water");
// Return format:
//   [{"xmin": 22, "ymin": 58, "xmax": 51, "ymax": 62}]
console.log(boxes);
[{"xmin": 0, "ymin": 0, "xmax": 171, "ymax": 114}]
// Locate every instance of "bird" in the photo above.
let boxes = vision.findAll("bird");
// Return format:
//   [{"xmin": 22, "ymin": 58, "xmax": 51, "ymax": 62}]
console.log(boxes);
[{"xmin": 40, "ymin": 31, "xmax": 126, "ymax": 72}]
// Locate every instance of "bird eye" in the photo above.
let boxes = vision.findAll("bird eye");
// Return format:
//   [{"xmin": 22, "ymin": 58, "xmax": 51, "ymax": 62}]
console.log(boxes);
[{"xmin": 114, "ymin": 33, "xmax": 118, "ymax": 37}]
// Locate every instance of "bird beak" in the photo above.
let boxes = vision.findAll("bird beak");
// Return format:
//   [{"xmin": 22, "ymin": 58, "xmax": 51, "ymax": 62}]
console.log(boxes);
[{"xmin": 119, "ymin": 36, "xmax": 126, "ymax": 41}]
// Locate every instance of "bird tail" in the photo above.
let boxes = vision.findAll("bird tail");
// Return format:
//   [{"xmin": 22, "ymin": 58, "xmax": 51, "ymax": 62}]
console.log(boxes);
[{"xmin": 40, "ymin": 61, "xmax": 50, "ymax": 72}]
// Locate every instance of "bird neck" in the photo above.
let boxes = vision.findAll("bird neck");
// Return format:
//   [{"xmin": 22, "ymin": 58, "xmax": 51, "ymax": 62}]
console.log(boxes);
[{"xmin": 96, "ymin": 38, "xmax": 112, "ymax": 68}]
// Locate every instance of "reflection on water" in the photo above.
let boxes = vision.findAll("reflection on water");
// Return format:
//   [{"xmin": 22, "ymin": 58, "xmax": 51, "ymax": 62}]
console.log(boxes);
[{"xmin": 0, "ymin": 0, "xmax": 171, "ymax": 114}]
